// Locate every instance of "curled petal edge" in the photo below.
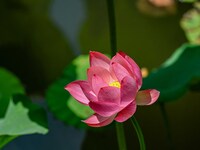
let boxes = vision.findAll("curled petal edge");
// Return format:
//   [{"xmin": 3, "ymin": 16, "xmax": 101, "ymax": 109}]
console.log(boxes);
[
  {"xmin": 115, "ymin": 101, "xmax": 137, "ymax": 122},
  {"xmin": 83, "ymin": 113, "xmax": 116, "ymax": 127},
  {"xmin": 65, "ymin": 80, "xmax": 96, "ymax": 105},
  {"xmin": 136, "ymin": 89, "xmax": 160, "ymax": 106},
  {"xmin": 118, "ymin": 51, "xmax": 142, "ymax": 89}
]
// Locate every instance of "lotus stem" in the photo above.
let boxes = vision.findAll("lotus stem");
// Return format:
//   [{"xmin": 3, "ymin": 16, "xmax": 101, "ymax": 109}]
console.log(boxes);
[
  {"xmin": 106, "ymin": 1, "xmax": 126, "ymax": 149},
  {"xmin": 116, "ymin": 122, "xmax": 127, "ymax": 150},
  {"xmin": 106, "ymin": 0, "xmax": 117, "ymax": 57},
  {"xmin": 131, "ymin": 116, "xmax": 146, "ymax": 150}
]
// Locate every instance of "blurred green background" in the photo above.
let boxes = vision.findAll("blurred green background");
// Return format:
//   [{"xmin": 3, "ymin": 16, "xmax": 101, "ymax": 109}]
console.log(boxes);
[{"xmin": 0, "ymin": 0, "xmax": 200, "ymax": 150}]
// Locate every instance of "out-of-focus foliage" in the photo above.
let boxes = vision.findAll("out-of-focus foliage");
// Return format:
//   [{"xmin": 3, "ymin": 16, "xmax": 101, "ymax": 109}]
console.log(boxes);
[
  {"xmin": 80, "ymin": 0, "xmax": 189, "ymax": 70},
  {"xmin": 0, "ymin": 0, "xmax": 74, "ymax": 92},
  {"xmin": 46, "ymin": 55, "xmax": 93, "ymax": 129},
  {"xmin": 181, "ymin": 2, "xmax": 200, "ymax": 44},
  {"xmin": 67, "ymin": 97, "xmax": 93, "ymax": 119},
  {"xmin": 0, "ymin": 94, "xmax": 48, "ymax": 149},
  {"xmin": 180, "ymin": 0, "xmax": 198, "ymax": 3},
  {"xmin": 142, "ymin": 44, "xmax": 200, "ymax": 102},
  {"xmin": 0, "ymin": 68, "xmax": 24, "ymax": 118},
  {"xmin": 0, "ymin": 100, "xmax": 44, "ymax": 136},
  {"xmin": 0, "ymin": 68, "xmax": 48, "ymax": 148}
]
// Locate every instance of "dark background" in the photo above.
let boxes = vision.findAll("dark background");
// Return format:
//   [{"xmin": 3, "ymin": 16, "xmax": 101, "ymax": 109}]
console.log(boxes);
[{"xmin": 1, "ymin": 0, "xmax": 200, "ymax": 149}]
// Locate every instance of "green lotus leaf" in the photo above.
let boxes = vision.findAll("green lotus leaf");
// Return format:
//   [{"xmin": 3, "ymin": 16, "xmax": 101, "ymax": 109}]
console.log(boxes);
[
  {"xmin": 142, "ymin": 44, "xmax": 200, "ymax": 102},
  {"xmin": 0, "ymin": 68, "xmax": 25, "ymax": 118},
  {"xmin": 0, "ymin": 94, "xmax": 48, "ymax": 148},
  {"xmin": 46, "ymin": 55, "xmax": 93, "ymax": 129},
  {"xmin": 180, "ymin": 2, "xmax": 200, "ymax": 44}
]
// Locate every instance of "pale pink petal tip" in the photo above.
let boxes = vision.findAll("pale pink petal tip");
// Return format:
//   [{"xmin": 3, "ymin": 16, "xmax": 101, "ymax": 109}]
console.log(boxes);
[
  {"xmin": 136, "ymin": 89, "xmax": 160, "ymax": 106},
  {"xmin": 89, "ymin": 51, "xmax": 110, "ymax": 69},
  {"xmin": 150, "ymin": 89, "xmax": 160, "ymax": 104},
  {"xmin": 83, "ymin": 113, "xmax": 115, "ymax": 127}
]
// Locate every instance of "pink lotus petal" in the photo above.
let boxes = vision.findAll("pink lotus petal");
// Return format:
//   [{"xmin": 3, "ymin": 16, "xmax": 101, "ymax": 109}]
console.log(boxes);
[
  {"xmin": 87, "ymin": 66, "xmax": 114, "ymax": 84},
  {"xmin": 98, "ymin": 86, "xmax": 120, "ymax": 103},
  {"xmin": 136, "ymin": 89, "xmax": 160, "ymax": 105},
  {"xmin": 119, "ymin": 51, "xmax": 142, "ymax": 89},
  {"xmin": 111, "ymin": 62, "xmax": 131, "ymax": 82},
  {"xmin": 112, "ymin": 53, "xmax": 143, "ymax": 87},
  {"xmin": 111, "ymin": 53, "xmax": 133, "ymax": 76},
  {"xmin": 90, "ymin": 51, "xmax": 110, "ymax": 70},
  {"xmin": 91, "ymin": 74, "xmax": 108, "ymax": 94},
  {"xmin": 120, "ymin": 76, "xmax": 138, "ymax": 105},
  {"xmin": 83, "ymin": 113, "xmax": 116, "ymax": 127},
  {"xmin": 65, "ymin": 80, "xmax": 96, "ymax": 105},
  {"xmin": 115, "ymin": 101, "xmax": 137, "ymax": 122},
  {"xmin": 89, "ymin": 101, "xmax": 120, "ymax": 117}
]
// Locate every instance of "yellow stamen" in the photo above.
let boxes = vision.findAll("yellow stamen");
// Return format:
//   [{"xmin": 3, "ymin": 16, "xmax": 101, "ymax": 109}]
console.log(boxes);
[{"xmin": 109, "ymin": 81, "xmax": 121, "ymax": 88}]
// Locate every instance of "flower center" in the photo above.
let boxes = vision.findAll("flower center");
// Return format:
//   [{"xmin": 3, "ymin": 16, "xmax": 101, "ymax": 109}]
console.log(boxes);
[{"xmin": 109, "ymin": 81, "xmax": 121, "ymax": 88}]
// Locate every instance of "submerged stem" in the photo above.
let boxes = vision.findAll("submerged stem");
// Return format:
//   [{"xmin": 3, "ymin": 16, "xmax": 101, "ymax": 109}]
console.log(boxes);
[
  {"xmin": 159, "ymin": 103, "xmax": 174, "ymax": 150},
  {"xmin": 116, "ymin": 122, "xmax": 127, "ymax": 150},
  {"xmin": 131, "ymin": 116, "xmax": 146, "ymax": 150}
]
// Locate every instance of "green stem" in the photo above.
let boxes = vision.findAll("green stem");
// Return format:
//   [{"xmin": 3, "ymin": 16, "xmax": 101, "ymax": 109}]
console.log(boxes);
[
  {"xmin": 106, "ymin": 1, "xmax": 126, "ymax": 149},
  {"xmin": 106, "ymin": 0, "xmax": 117, "ymax": 57},
  {"xmin": 107, "ymin": 0, "xmax": 126, "ymax": 150},
  {"xmin": 116, "ymin": 122, "xmax": 127, "ymax": 150},
  {"xmin": 131, "ymin": 116, "xmax": 146, "ymax": 150},
  {"xmin": 159, "ymin": 103, "xmax": 174, "ymax": 150}
]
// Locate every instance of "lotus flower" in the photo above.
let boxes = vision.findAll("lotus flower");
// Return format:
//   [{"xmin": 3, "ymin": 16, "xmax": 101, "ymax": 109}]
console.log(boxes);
[{"xmin": 65, "ymin": 51, "xmax": 160, "ymax": 127}]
